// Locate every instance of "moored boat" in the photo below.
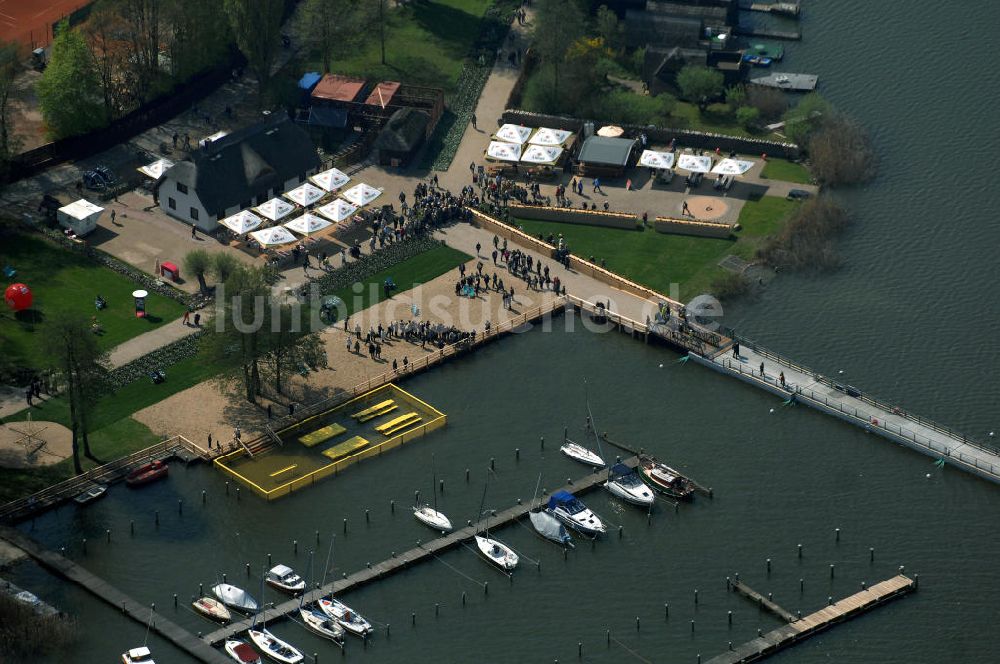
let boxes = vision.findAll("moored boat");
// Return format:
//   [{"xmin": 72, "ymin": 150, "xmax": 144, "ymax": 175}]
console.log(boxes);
[
  {"xmin": 265, "ymin": 565, "xmax": 305, "ymax": 594},
  {"xmin": 528, "ymin": 509, "xmax": 574, "ymax": 547},
  {"xmin": 74, "ymin": 483, "xmax": 107, "ymax": 505},
  {"xmin": 247, "ymin": 629, "xmax": 302, "ymax": 664},
  {"xmin": 546, "ymin": 490, "xmax": 606, "ymax": 536},
  {"xmin": 125, "ymin": 460, "xmax": 168, "ymax": 487},
  {"xmin": 604, "ymin": 463, "xmax": 655, "ymax": 507},
  {"xmin": 474, "ymin": 535, "xmax": 519, "ymax": 572},
  {"xmin": 638, "ymin": 455, "xmax": 696, "ymax": 500},
  {"xmin": 192, "ymin": 596, "xmax": 231, "ymax": 622},
  {"xmin": 317, "ymin": 597, "xmax": 373, "ymax": 637},
  {"xmin": 121, "ymin": 646, "xmax": 155, "ymax": 664},
  {"xmin": 299, "ymin": 606, "xmax": 345, "ymax": 643},
  {"xmin": 224, "ymin": 640, "xmax": 262, "ymax": 664},
  {"xmin": 213, "ymin": 583, "xmax": 259, "ymax": 613},
  {"xmin": 413, "ymin": 505, "xmax": 453, "ymax": 532},
  {"xmin": 559, "ymin": 441, "xmax": 605, "ymax": 467}
]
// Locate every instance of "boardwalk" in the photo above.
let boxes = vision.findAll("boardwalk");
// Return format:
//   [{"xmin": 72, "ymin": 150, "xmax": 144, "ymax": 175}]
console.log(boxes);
[
  {"xmin": 729, "ymin": 580, "xmax": 797, "ymax": 623},
  {"xmin": 707, "ymin": 575, "xmax": 915, "ymax": 663},
  {"xmin": 202, "ymin": 457, "xmax": 637, "ymax": 645}
]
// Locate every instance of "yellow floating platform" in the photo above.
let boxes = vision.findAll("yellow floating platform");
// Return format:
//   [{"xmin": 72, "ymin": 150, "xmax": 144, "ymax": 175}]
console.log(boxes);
[
  {"xmin": 269, "ymin": 464, "xmax": 298, "ymax": 478},
  {"xmin": 322, "ymin": 436, "xmax": 370, "ymax": 462},
  {"xmin": 375, "ymin": 412, "xmax": 419, "ymax": 433},
  {"xmin": 352, "ymin": 399, "xmax": 395, "ymax": 421},
  {"xmin": 298, "ymin": 422, "xmax": 346, "ymax": 447},
  {"xmin": 382, "ymin": 416, "xmax": 423, "ymax": 437}
]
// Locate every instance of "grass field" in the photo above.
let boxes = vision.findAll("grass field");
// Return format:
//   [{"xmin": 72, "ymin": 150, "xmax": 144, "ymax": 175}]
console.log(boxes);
[
  {"xmin": 514, "ymin": 197, "xmax": 799, "ymax": 300},
  {"xmin": 0, "ymin": 233, "xmax": 187, "ymax": 371},
  {"xmin": 761, "ymin": 158, "xmax": 814, "ymax": 184}
]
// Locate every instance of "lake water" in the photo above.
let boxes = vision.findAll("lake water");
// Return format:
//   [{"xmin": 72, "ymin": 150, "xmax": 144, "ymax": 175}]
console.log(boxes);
[{"xmin": 10, "ymin": 1, "xmax": 1000, "ymax": 662}]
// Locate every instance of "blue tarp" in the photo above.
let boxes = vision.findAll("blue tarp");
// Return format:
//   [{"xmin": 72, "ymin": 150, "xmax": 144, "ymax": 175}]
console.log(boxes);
[
  {"xmin": 548, "ymin": 490, "xmax": 578, "ymax": 508},
  {"xmin": 308, "ymin": 107, "xmax": 348, "ymax": 128},
  {"xmin": 610, "ymin": 463, "xmax": 633, "ymax": 477},
  {"xmin": 298, "ymin": 72, "xmax": 322, "ymax": 90}
]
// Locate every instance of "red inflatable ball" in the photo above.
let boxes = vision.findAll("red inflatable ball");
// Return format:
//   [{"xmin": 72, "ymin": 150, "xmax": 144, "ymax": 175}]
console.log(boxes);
[{"xmin": 4, "ymin": 283, "xmax": 33, "ymax": 311}]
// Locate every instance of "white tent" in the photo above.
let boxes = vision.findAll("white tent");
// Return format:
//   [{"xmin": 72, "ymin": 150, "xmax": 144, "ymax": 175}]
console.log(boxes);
[
  {"xmin": 494, "ymin": 124, "xmax": 533, "ymax": 145},
  {"xmin": 220, "ymin": 210, "xmax": 263, "ymax": 235},
  {"xmin": 254, "ymin": 197, "xmax": 296, "ymax": 222},
  {"xmin": 57, "ymin": 199, "xmax": 103, "ymax": 236},
  {"xmin": 284, "ymin": 182, "xmax": 325, "ymax": 207},
  {"xmin": 250, "ymin": 227, "xmax": 297, "ymax": 246},
  {"xmin": 137, "ymin": 158, "xmax": 174, "ymax": 180},
  {"xmin": 340, "ymin": 183, "xmax": 382, "ymax": 207},
  {"xmin": 284, "ymin": 213, "xmax": 334, "ymax": 237},
  {"xmin": 310, "ymin": 167, "xmax": 351, "ymax": 192},
  {"xmin": 676, "ymin": 154, "xmax": 713, "ymax": 173},
  {"xmin": 528, "ymin": 127, "xmax": 573, "ymax": 147},
  {"xmin": 199, "ymin": 130, "xmax": 228, "ymax": 147},
  {"xmin": 596, "ymin": 125, "xmax": 624, "ymax": 137},
  {"xmin": 520, "ymin": 144, "xmax": 563, "ymax": 165},
  {"xmin": 711, "ymin": 158, "xmax": 755, "ymax": 176},
  {"xmin": 639, "ymin": 150, "xmax": 675, "ymax": 170},
  {"xmin": 486, "ymin": 141, "xmax": 522, "ymax": 162},
  {"xmin": 316, "ymin": 199, "xmax": 359, "ymax": 223}
]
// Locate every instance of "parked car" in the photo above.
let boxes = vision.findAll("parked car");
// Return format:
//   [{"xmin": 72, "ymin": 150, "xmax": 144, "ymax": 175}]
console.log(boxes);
[{"xmin": 786, "ymin": 188, "xmax": 811, "ymax": 200}]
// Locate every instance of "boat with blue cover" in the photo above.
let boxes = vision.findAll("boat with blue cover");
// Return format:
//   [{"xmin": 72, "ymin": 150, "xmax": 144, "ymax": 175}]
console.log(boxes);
[{"xmin": 546, "ymin": 490, "xmax": 606, "ymax": 536}]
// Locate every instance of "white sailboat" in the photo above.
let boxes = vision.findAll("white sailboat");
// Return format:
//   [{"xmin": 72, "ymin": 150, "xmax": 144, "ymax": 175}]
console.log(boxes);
[
  {"xmin": 247, "ymin": 629, "xmax": 303, "ymax": 664},
  {"xmin": 213, "ymin": 583, "xmax": 259, "ymax": 613},
  {"xmin": 604, "ymin": 462, "xmax": 655, "ymax": 507},
  {"xmin": 546, "ymin": 491, "xmax": 607, "ymax": 536},
  {"xmin": 528, "ymin": 509, "xmax": 574, "ymax": 548},
  {"xmin": 299, "ymin": 606, "xmax": 345, "ymax": 643},
  {"xmin": 224, "ymin": 640, "xmax": 262, "ymax": 664},
  {"xmin": 474, "ymin": 535, "xmax": 519, "ymax": 571},
  {"xmin": 192, "ymin": 596, "xmax": 232, "ymax": 623},
  {"xmin": 317, "ymin": 597, "xmax": 374, "ymax": 637},
  {"xmin": 413, "ymin": 454, "xmax": 453, "ymax": 532},
  {"xmin": 559, "ymin": 440, "xmax": 605, "ymax": 467}
]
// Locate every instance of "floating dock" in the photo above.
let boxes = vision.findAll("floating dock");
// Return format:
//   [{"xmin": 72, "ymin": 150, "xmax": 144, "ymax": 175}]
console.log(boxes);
[
  {"xmin": 735, "ymin": 26, "xmax": 802, "ymax": 41},
  {"xmin": 708, "ymin": 574, "xmax": 916, "ymax": 663},
  {"xmin": 750, "ymin": 72, "xmax": 818, "ymax": 91}
]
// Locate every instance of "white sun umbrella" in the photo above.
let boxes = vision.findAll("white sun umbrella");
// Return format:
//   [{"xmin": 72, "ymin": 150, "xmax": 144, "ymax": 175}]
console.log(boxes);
[
  {"xmin": 639, "ymin": 150, "xmax": 675, "ymax": 169},
  {"xmin": 316, "ymin": 199, "xmax": 358, "ymax": 223},
  {"xmin": 676, "ymin": 154, "xmax": 713, "ymax": 174},
  {"xmin": 340, "ymin": 183, "xmax": 382, "ymax": 207},
  {"xmin": 250, "ymin": 226, "xmax": 297, "ymax": 246},
  {"xmin": 528, "ymin": 127, "xmax": 573, "ymax": 147},
  {"xmin": 711, "ymin": 158, "xmax": 756, "ymax": 176},
  {"xmin": 254, "ymin": 197, "xmax": 296, "ymax": 222},
  {"xmin": 284, "ymin": 212, "xmax": 334, "ymax": 237},
  {"xmin": 494, "ymin": 123, "xmax": 533, "ymax": 145},
  {"xmin": 137, "ymin": 158, "xmax": 174, "ymax": 179},
  {"xmin": 596, "ymin": 125, "xmax": 625, "ymax": 138},
  {"xmin": 310, "ymin": 167, "xmax": 351, "ymax": 192},
  {"xmin": 520, "ymin": 144, "xmax": 563, "ymax": 165},
  {"xmin": 220, "ymin": 210, "xmax": 263, "ymax": 235},
  {"xmin": 486, "ymin": 140, "xmax": 522, "ymax": 162},
  {"xmin": 284, "ymin": 182, "xmax": 325, "ymax": 207}
]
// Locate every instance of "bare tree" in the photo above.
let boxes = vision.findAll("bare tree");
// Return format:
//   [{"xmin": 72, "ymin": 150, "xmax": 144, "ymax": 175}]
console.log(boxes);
[
  {"xmin": 224, "ymin": 0, "xmax": 284, "ymax": 98},
  {"xmin": 0, "ymin": 41, "xmax": 20, "ymax": 169},
  {"xmin": 84, "ymin": 5, "xmax": 130, "ymax": 119}
]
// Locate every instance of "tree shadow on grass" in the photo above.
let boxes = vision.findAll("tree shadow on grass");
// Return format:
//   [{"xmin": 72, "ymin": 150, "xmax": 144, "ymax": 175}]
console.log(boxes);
[{"xmin": 409, "ymin": 2, "xmax": 483, "ymax": 57}]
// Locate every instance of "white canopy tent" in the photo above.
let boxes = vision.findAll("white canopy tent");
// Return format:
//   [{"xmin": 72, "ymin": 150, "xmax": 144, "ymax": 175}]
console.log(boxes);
[
  {"xmin": 494, "ymin": 124, "xmax": 533, "ymax": 145},
  {"xmin": 220, "ymin": 210, "xmax": 263, "ymax": 235},
  {"xmin": 310, "ymin": 167, "xmax": 351, "ymax": 192},
  {"xmin": 316, "ymin": 199, "xmax": 359, "ymax": 223},
  {"xmin": 528, "ymin": 127, "xmax": 573, "ymax": 147},
  {"xmin": 520, "ymin": 144, "xmax": 563, "ymax": 165},
  {"xmin": 57, "ymin": 199, "xmax": 103, "ymax": 236},
  {"xmin": 284, "ymin": 182, "xmax": 325, "ymax": 207},
  {"xmin": 676, "ymin": 154, "xmax": 713, "ymax": 173},
  {"xmin": 250, "ymin": 227, "xmax": 297, "ymax": 247},
  {"xmin": 254, "ymin": 197, "xmax": 296, "ymax": 222},
  {"xmin": 284, "ymin": 213, "xmax": 334, "ymax": 237},
  {"xmin": 638, "ymin": 150, "xmax": 675, "ymax": 170},
  {"xmin": 137, "ymin": 158, "xmax": 174, "ymax": 180},
  {"xmin": 340, "ymin": 183, "xmax": 382, "ymax": 207},
  {"xmin": 711, "ymin": 158, "xmax": 756, "ymax": 176},
  {"xmin": 486, "ymin": 141, "xmax": 522, "ymax": 162}
]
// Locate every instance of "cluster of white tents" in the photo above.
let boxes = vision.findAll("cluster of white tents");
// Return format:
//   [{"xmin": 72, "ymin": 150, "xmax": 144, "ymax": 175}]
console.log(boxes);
[
  {"xmin": 485, "ymin": 124, "xmax": 574, "ymax": 167},
  {"xmin": 638, "ymin": 150, "xmax": 756, "ymax": 177},
  {"xmin": 137, "ymin": 158, "xmax": 384, "ymax": 248}
]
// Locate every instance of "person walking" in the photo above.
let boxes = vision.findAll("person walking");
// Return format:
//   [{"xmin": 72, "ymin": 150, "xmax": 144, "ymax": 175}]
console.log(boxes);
[
  {"xmin": 476, "ymin": 242, "xmax": 482, "ymax": 256},
  {"xmin": 471, "ymin": 113, "xmax": 478, "ymax": 129},
  {"xmin": 191, "ymin": 225, "xmax": 198, "ymax": 239},
  {"xmin": 193, "ymin": 312, "xmax": 201, "ymax": 327},
  {"xmin": 682, "ymin": 201, "xmax": 691, "ymax": 216},
  {"xmin": 779, "ymin": 372, "xmax": 786, "ymax": 388},
  {"xmin": 183, "ymin": 310, "xmax": 190, "ymax": 326}
]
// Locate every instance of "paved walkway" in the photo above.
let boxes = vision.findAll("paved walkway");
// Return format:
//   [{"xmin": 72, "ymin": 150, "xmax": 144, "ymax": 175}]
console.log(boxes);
[{"xmin": 106, "ymin": 319, "xmax": 201, "ymax": 368}]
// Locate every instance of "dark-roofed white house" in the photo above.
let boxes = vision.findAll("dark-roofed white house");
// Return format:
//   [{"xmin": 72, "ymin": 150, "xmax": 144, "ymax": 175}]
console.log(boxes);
[{"xmin": 156, "ymin": 113, "xmax": 322, "ymax": 231}]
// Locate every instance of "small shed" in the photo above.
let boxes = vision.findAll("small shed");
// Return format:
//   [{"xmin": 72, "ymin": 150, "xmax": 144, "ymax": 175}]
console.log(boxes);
[
  {"xmin": 57, "ymin": 199, "xmax": 103, "ymax": 236},
  {"xmin": 576, "ymin": 136, "xmax": 639, "ymax": 177},
  {"xmin": 373, "ymin": 108, "xmax": 430, "ymax": 167}
]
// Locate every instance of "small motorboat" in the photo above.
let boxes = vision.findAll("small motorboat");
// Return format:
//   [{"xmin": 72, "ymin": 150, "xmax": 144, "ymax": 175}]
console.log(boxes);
[
  {"xmin": 74, "ymin": 483, "xmax": 107, "ymax": 505},
  {"xmin": 299, "ymin": 606, "xmax": 345, "ymax": 643},
  {"xmin": 265, "ymin": 565, "xmax": 305, "ymax": 594},
  {"xmin": 247, "ymin": 629, "xmax": 303, "ymax": 664},
  {"xmin": 529, "ymin": 509, "xmax": 574, "ymax": 548},
  {"xmin": 125, "ymin": 460, "xmax": 168, "ymax": 487},
  {"xmin": 317, "ymin": 597, "xmax": 373, "ymax": 638},
  {"xmin": 474, "ymin": 535, "xmax": 518, "ymax": 572},
  {"xmin": 121, "ymin": 646, "xmax": 155, "ymax": 664},
  {"xmin": 213, "ymin": 583, "xmax": 259, "ymax": 613},
  {"xmin": 192, "ymin": 596, "xmax": 231, "ymax": 623},
  {"xmin": 225, "ymin": 640, "xmax": 262, "ymax": 664},
  {"xmin": 604, "ymin": 463, "xmax": 655, "ymax": 508},
  {"xmin": 546, "ymin": 490, "xmax": 606, "ymax": 536},
  {"xmin": 560, "ymin": 440, "xmax": 605, "ymax": 467},
  {"xmin": 639, "ymin": 455, "xmax": 696, "ymax": 500},
  {"xmin": 413, "ymin": 505, "xmax": 453, "ymax": 532}
]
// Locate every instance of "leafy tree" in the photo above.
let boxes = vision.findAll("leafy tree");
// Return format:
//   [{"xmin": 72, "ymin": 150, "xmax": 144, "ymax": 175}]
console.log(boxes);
[
  {"xmin": 84, "ymin": 5, "xmax": 131, "ymax": 120},
  {"xmin": 736, "ymin": 105, "xmax": 760, "ymax": 130},
  {"xmin": 594, "ymin": 5, "xmax": 622, "ymax": 51},
  {"xmin": 807, "ymin": 114, "xmax": 876, "ymax": 186},
  {"xmin": 295, "ymin": 0, "xmax": 373, "ymax": 73},
  {"xmin": 224, "ymin": 0, "xmax": 284, "ymax": 98},
  {"xmin": 210, "ymin": 251, "xmax": 241, "ymax": 284},
  {"xmin": 164, "ymin": 0, "xmax": 231, "ymax": 81},
  {"xmin": 725, "ymin": 84, "xmax": 746, "ymax": 112},
  {"xmin": 745, "ymin": 85, "xmax": 787, "ymax": 122},
  {"xmin": 260, "ymin": 305, "xmax": 328, "ymax": 396},
  {"xmin": 184, "ymin": 249, "xmax": 213, "ymax": 293},
  {"xmin": 592, "ymin": 90, "xmax": 675, "ymax": 125},
  {"xmin": 37, "ymin": 21, "xmax": 106, "ymax": 139},
  {"xmin": 676, "ymin": 65, "xmax": 724, "ymax": 110},
  {"xmin": 533, "ymin": 0, "xmax": 588, "ymax": 98},
  {"xmin": 205, "ymin": 264, "xmax": 271, "ymax": 403},
  {"xmin": 0, "ymin": 41, "xmax": 20, "ymax": 172},
  {"xmin": 782, "ymin": 92, "xmax": 831, "ymax": 145}
]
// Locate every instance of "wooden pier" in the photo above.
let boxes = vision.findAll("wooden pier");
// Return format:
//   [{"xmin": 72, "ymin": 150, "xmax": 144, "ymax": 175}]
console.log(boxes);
[
  {"xmin": 729, "ymin": 579, "xmax": 797, "ymax": 623},
  {"xmin": 708, "ymin": 574, "xmax": 916, "ymax": 663},
  {"xmin": 735, "ymin": 26, "xmax": 802, "ymax": 40},
  {"xmin": 201, "ymin": 457, "xmax": 638, "ymax": 646}
]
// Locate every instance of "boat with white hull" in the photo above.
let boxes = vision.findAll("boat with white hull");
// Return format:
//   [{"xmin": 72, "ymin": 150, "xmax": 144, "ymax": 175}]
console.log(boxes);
[
  {"xmin": 546, "ymin": 490, "xmax": 606, "ymax": 536},
  {"xmin": 213, "ymin": 583, "xmax": 259, "ymax": 613},
  {"xmin": 318, "ymin": 598, "xmax": 373, "ymax": 637},
  {"xmin": 247, "ymin": 629, "xmax": 303, "ymax": 664},
  {"xmin": 224, "ymin": 640, "xmax": 262, "ymax": 664},
  {"xmin": 560, "ymin": 440, "xmax": 605, "ymax": 467},
  {"xmin": 528, "ymin": 509, "xmax": 574, "ymax": 547},
  {"xmin": 299, "ymin": 606, "xmax": 345, "ymax": 643},
  {"xmin": 474, "ymin": 535, "xmax": 519, "ymax": 571},
  {"xmin": 604, "ymin": 463, "xmax": 654, "ymax": 507},
  {"xmin": 192, "ymin": 596, "xmax": 231, "ymax": 622},
  {"xmin": 413, "ymin": 505, "xmax": 452, "ymax": 532},
  {"xmin": 265, "ymin": 565, "xmax": 305, "ymax": 594}
]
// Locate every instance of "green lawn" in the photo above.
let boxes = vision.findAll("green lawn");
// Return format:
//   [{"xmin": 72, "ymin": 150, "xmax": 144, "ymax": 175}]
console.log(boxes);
[
  {"xmin": 0, "ymin": 233, "xmax": 187, "ymax": 371},
  {"xmin": 761, "ymin": 158, "xmax": 814, "ymax": 184},
  {"xmin": 513, "ymin": 197, "xmax": 799, "ymax": 300}
]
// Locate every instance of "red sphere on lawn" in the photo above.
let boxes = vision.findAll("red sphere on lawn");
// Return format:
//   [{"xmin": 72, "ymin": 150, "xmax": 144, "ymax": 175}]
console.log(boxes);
[{"xmin": 4, "ymin": 283, "xmax": 33, "ymax": 311}]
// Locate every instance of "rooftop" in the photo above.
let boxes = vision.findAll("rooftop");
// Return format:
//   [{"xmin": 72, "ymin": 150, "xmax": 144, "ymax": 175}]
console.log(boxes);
[
  {"xmin": 577, "ymin": 136, "xmax": 638, "ymax": 167},
  {"xmin": 311, "ymin": 74, "xmax": 367, "ymax": 103}
]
